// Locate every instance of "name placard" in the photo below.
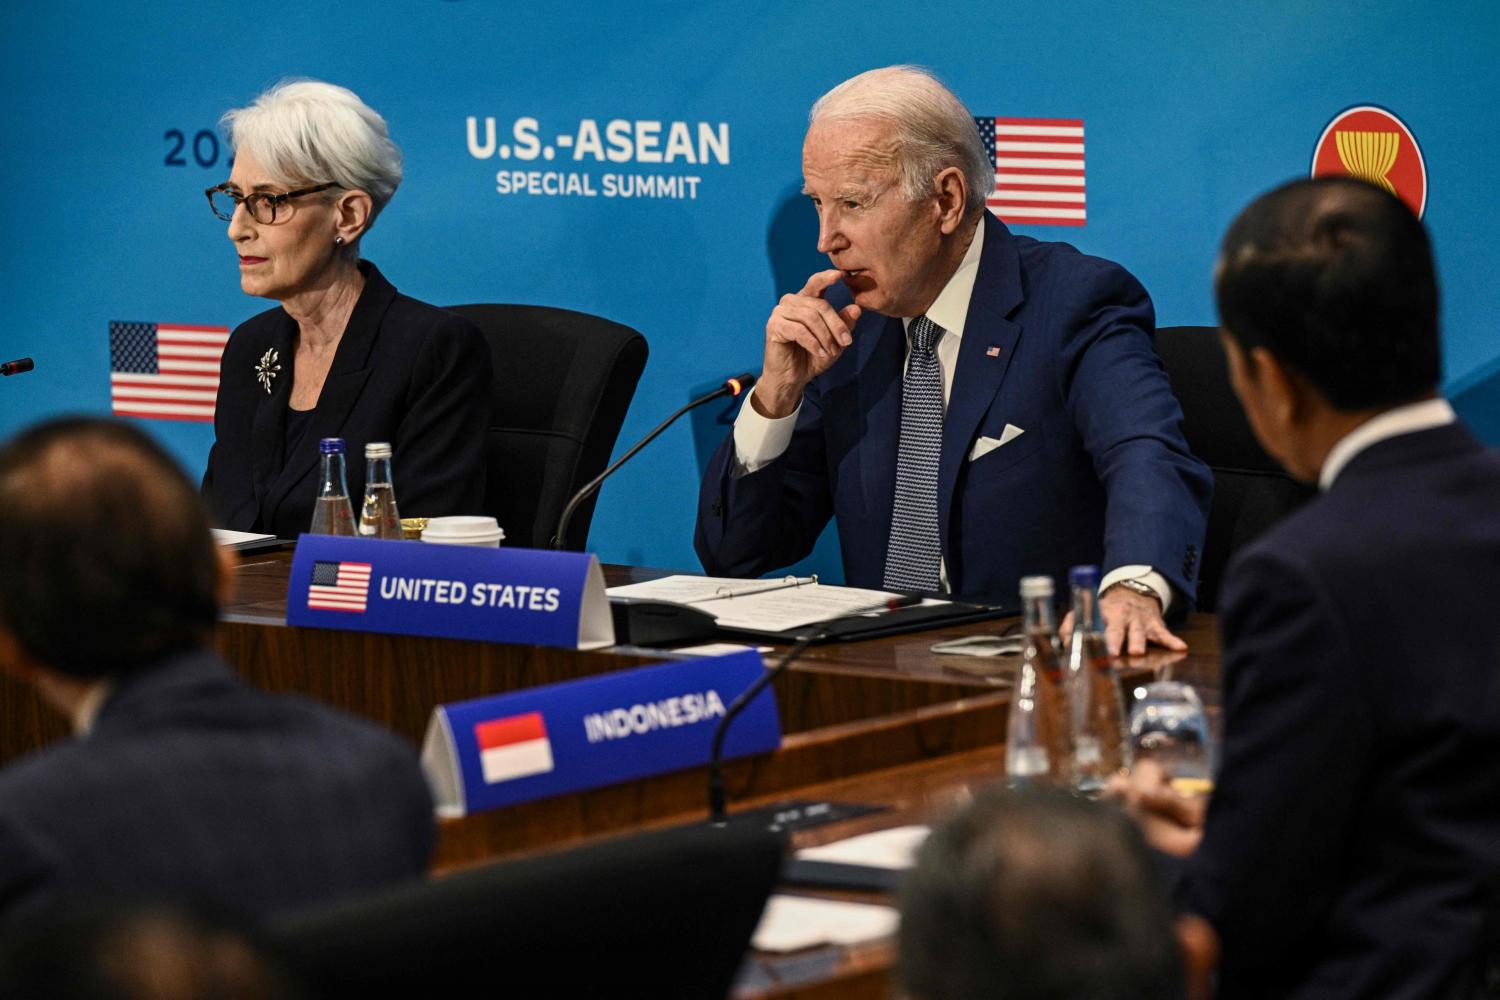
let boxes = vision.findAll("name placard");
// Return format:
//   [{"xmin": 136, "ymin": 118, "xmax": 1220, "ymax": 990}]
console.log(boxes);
[
  {"xmin": 285, "ymin": 535, "xmax": 614, "ymax": 650},
  {"xmin": 421, "ymin": 650, "xmax": 781, "ymax": 816}
]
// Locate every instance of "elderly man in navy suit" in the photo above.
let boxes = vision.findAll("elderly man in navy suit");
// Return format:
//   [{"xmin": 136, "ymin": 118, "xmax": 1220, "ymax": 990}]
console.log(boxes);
[
  {"xmin": 695, "ymin": 65, "xmax": 1211, "ymax": 653},
  {"xmin": 1112, "ymin": 177, "xmax": 1500, "ymax": 996},
  {"xmin": 0, "ymin": 418, "xmax": 434, "ymax": 923}
]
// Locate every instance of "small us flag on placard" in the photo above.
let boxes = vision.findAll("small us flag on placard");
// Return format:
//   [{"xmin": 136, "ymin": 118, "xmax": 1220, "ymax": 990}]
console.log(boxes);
[
  {"xmin": 975, "ymin": 117, "xmax": 1086, "ymax": 227},
  {"xmin": 307, "ymin": 560, "xmax": 373, "ymax": 613},
  {"xmin": 109, "ymin": 322, "xmax": 230, "ymax": 422},
  {"xmin": 475, "ymin": 712, "xmax": 555, "ymax": 784}
]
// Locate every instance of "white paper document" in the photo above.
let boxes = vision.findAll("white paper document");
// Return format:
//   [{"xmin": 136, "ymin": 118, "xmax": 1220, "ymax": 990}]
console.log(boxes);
[
  {"xmin": 751, "ymin": 895, "xmax": 900, "ymax": 953},
  {"xmin": 607, "ymin": 575, "xmax": 810, "ymax": 604},
  {"xmin": 796, "ymin": 825, "xmax": 931, "ymax": 871},
  {"xmin": 211, "ymin": 529, "xmax": 279, "ymax": 549},
  {"xmin": 672, "ymin": 642, "xmax": 773, "ymax": 657},
  {"xmin": 606, "ymin": 575, "xmax": 947, "ymax": 633}
]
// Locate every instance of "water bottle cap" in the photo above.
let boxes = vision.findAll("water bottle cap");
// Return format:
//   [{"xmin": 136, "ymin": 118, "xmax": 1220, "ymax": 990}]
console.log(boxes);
[
  {"xmin": 1018, "ymin": 575, "xmax": 1054, "ymax": 598},
  {"xmin": 319, "ymin": 438, "xmax": 345, "ymax": 455},
  {"xmin": 365, "ymin": 442, "xmax": 393, "ymax": 459},
  {"xmin": 1069, "ymin": 565, "xmax": 1100, "ymax": 588}
]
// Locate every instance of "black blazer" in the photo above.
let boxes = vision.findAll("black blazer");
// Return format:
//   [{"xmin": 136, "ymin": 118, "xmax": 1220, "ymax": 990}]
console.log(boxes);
[
  {"xmin": 1185, "ymin": 421, "xmax": 1500, "ymax": 998},
  {"xmin": 204, "ymin": 262, "xmax": 492, "ymax": 537},
  {"xmin": 0, "ymin": 650, "xmax": 435, "ymax": 923}
]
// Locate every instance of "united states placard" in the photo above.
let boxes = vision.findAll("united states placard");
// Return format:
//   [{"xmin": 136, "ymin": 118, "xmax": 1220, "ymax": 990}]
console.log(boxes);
[
  {"xmin": 975, "ymin": 117, "xmax": 1087, "ymax": 227},
  {"xmin": 109, "ymin": 322, "xmax": 230, "ymax": 423}
]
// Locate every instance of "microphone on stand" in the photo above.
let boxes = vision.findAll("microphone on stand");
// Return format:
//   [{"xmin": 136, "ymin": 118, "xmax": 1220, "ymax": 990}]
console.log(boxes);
[
  {"xmin": 707, "ymin": 594, "xmax": 923, "ymax": 824},
  {"xmin": 550, "ymin": 372, "xmax": 756, "ymax": 551},
  {"xmin": 0, "ymin": 358, "xmax": 34, "ymax": 377}
]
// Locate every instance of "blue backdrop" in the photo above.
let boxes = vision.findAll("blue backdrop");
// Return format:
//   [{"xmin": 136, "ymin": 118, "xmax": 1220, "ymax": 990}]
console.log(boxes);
[{"xmin": 2, "ymin": 1, "xmax": 1497, "ymax": 581}]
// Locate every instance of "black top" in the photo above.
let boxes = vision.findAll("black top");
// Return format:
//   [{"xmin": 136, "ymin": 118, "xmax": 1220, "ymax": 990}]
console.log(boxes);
[
  {"xmin": 203, "ymin": 262, "xmax": 492, "ymax": 537},
  {"xmin": 284, "ymin": 405, "xmax": 314, "ymax": 461}
]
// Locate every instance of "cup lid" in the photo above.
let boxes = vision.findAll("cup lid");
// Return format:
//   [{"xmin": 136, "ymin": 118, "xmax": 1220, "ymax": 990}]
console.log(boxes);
[
  {"xmin": 422, "ymin": 515, "xmax": 504, "ymax": 537},
  {"xmin": 1019, "ymin": 575, "xmax": 1054, "ymax": 598}
]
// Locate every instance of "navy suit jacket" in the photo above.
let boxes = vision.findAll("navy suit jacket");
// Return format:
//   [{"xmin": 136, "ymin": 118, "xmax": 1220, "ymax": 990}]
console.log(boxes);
[
  {"xmin": 1186, "ymin": 421, "xmax": 1500, "ymax": 997},
  {"xmin": 695, "ymin": 213, "xmax": 1211, "ymax": 603},
  {"xmin": 0, "ymin": 651, "xmax": 435, "ymax": 924},
  {"xmin": 204, "ymin": 262, "xmax": 492, "ymax": 538}
]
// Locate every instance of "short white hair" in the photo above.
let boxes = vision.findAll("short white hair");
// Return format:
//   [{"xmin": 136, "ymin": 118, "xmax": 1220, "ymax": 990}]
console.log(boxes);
[
  {"xmin": 222, "ymin": 79, "xmax": 403, "ymax": 223},
  {"xmin": 809, "ymin": 66, "xmax": 993, "ymax": 215}
]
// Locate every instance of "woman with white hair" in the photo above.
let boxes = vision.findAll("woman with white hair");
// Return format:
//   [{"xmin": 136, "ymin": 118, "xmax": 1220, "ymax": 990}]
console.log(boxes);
[{"xmin": 202, "ymin": 79, "xmax": 491, "ymax": 537}]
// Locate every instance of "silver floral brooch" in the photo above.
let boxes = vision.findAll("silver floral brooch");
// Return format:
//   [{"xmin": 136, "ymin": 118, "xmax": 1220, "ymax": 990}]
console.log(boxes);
[{"xmin": 255, "ymin": 348, "xmax": 281, "ymax": 394}]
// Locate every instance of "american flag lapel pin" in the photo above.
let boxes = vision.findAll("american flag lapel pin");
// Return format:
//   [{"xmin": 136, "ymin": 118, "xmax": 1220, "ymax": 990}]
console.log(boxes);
[{"xmin": 986, "ymin": 345, "xmax": 1001, "ymax": 358}]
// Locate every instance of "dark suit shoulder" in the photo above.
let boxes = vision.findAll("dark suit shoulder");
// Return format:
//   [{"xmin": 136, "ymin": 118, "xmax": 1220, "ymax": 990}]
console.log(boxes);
[
  {"xmin": 384, "ymin": 291, "xmax": 482, "ymax": 340},
  {"xmin": 0, "ymin": 653, "xmax": 433, "ymax": 917},
  {"xmin": 0, "ymin": 733, "xmax": 98, "ymax": 809},
  {"xmin": 366, "ymin": 292, "xmax": 489, "ymax": 370},
  {"xmin": 1011, "ymin": 234, "xmax": 1150, "ymax": 307},
  {"xmin": 0, "ymin": 655, "xmax": 422, "ymax": 806},
  {"xmin": 1241, "ymin": 424, "xmax": 1500, "ymax": 573}
]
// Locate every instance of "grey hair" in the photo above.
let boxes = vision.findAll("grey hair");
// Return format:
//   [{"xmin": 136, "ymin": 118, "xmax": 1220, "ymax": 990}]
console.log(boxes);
[
  {"xmin": 809, "ymin": 66, "xmax": 993, "ymax": 215},
  {"xmin": 222, "ymin": 79, "xmax": 403, "ymax": 241}
]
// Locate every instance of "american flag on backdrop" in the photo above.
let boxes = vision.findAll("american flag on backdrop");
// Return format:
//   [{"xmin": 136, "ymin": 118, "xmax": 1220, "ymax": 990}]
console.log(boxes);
[
  {"xmin": 307, "ymin": 560, "xmax": 373, "ymax": 613},
  {"xmin": 109, "ymin": 321, "xmax": 230, "ymax": 423},
  {"xmin": 975, "ymin": 117, "xmax": 1087, "ymax": 227}
]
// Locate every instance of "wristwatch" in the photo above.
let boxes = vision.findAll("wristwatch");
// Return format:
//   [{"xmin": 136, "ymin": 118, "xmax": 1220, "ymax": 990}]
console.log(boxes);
[{"xmin": 1106, "ymin": 578, "xmax": 1162, "ymax": 606}]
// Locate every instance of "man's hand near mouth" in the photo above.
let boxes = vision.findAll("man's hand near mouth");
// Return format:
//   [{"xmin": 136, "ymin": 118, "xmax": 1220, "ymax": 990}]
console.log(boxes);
[{"xmin": 752, "ymin": 268, "xmax": 862, "ymax": 419}]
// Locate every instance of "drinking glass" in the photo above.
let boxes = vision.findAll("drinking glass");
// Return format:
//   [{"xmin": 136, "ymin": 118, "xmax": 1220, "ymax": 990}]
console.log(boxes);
[{"xmin": 1127, "ymin": 681, "xmax": 1213, "ymax": 795}]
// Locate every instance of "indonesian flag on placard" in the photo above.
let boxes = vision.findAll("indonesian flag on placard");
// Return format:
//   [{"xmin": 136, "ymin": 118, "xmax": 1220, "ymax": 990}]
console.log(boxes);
[{"xmin": 475, "ymin": 712, "xmax": 555, "ymax": 784}]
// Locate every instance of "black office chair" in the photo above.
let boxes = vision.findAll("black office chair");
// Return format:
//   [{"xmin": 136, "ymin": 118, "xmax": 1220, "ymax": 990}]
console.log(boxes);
[
  {"xmin": 1154, "ymin": 326, "xmax": 1315, "ymax": 612},
  {"xmin": 269, "ymin": 823, "xmax": 784, "ymax": 999},
  {"xmin": 446, "ymin": 304, "xmax": 648, "ymax": 550}
]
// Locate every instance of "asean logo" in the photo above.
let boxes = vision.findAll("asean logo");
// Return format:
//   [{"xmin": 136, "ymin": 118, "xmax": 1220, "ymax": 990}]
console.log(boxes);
[{"xmin": 1310, "ymin": 105, "xmax": 1426, "ymax": 218}]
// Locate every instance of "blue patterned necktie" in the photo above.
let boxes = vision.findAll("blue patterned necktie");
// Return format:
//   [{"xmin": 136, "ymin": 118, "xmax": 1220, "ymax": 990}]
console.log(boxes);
[{"xmin": 883, "ymin": 315, "xmax": 945, "ymax": 592}]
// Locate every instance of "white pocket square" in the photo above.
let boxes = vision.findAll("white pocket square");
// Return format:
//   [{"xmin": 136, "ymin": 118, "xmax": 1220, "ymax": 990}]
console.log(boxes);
[{"xmin": 968, "ymin": 424, "xmax": 1025, "ymax": 462}]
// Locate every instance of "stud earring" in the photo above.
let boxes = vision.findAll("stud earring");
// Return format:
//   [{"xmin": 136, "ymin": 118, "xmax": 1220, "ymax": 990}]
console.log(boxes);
[{"xmin": 334, "ymin": 235, "xmax": 345, "ymax": 247}]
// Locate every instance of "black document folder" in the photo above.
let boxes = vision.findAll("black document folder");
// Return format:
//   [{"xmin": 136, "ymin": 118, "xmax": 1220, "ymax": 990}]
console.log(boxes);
[{"xmin": 713, "ymin": 596, "xmax": 1012, "ymax": 644}]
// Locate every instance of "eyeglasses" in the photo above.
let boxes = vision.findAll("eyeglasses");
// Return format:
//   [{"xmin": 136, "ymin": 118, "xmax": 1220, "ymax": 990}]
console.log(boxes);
[{"xmin": 205, "ymin": 183, "xmax": 335, "ymax": 224}]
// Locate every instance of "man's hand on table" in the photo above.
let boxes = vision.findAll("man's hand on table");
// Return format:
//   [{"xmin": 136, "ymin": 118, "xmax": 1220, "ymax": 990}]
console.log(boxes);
[
  {"xmin": 1060, "ymin": 585, "xmax": 1187, "ymax": 656},
  {"xmin": 1105, "ymin": 759, "xmax": 1207, "ymax": 858},
  {"xmin": 753, "ymin": 269, "xmax": 862, "ymax": 418}
]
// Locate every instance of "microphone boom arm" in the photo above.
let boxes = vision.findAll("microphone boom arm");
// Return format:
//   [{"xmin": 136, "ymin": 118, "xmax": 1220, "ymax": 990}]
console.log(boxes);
[{"xmin": 551, "ymin": 373, "xmax": 755, "ymax": 550}]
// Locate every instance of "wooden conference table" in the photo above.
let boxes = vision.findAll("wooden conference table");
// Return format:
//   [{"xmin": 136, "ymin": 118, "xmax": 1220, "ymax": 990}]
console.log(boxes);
[{"xmin": 0, "ymin": 547, "xmax": 1223, "ymax": 999}]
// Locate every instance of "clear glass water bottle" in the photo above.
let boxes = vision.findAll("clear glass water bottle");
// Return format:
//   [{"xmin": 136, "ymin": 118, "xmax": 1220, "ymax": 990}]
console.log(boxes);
[
  {"xmin": 1006, "ymin": 575, "xmax": 1070, "ymax": 786},
  {"xmin": 359, "ymin": 441, "xmax": 402, "ymax": 539},
  {"xmin": 309, "ymin": 437, "xmax": 356, "ymax": 536},
  {"xmin": 1066, "ymin": 565, "xmax": 1130, "ymax": 793}
]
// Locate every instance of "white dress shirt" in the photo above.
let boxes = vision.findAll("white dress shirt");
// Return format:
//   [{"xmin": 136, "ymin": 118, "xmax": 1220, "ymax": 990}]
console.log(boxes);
[
  {"xmin": 73, "ymin": 679, "xmax": 112, "ymax": 735},
  {"xmin": 1319, "ymin": 397, "xmax": 1456, "ymax": 491},
  {"xmin": 731, "ymin": 218, "xmax": 1171, "ymax": 608}
]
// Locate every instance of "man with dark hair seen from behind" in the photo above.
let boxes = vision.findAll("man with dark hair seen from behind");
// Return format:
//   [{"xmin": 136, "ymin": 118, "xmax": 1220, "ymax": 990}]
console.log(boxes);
[
  {"xmin": 898, "ymin": 787, "xmax": 1189, "ymax": 1000},
  {"xmin": 0, "ymin": 417, "xmax": 434, "ymax": 923},
  {"xmin": 1112, "ymin": 176, "xmax": 1500, "ymax": 997}
]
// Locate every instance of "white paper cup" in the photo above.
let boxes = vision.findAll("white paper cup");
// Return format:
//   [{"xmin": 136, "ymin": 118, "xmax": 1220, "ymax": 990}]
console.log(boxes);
[{"xmin": 421, "ymin": 516, "xmax": 505, "ymax": 548}]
